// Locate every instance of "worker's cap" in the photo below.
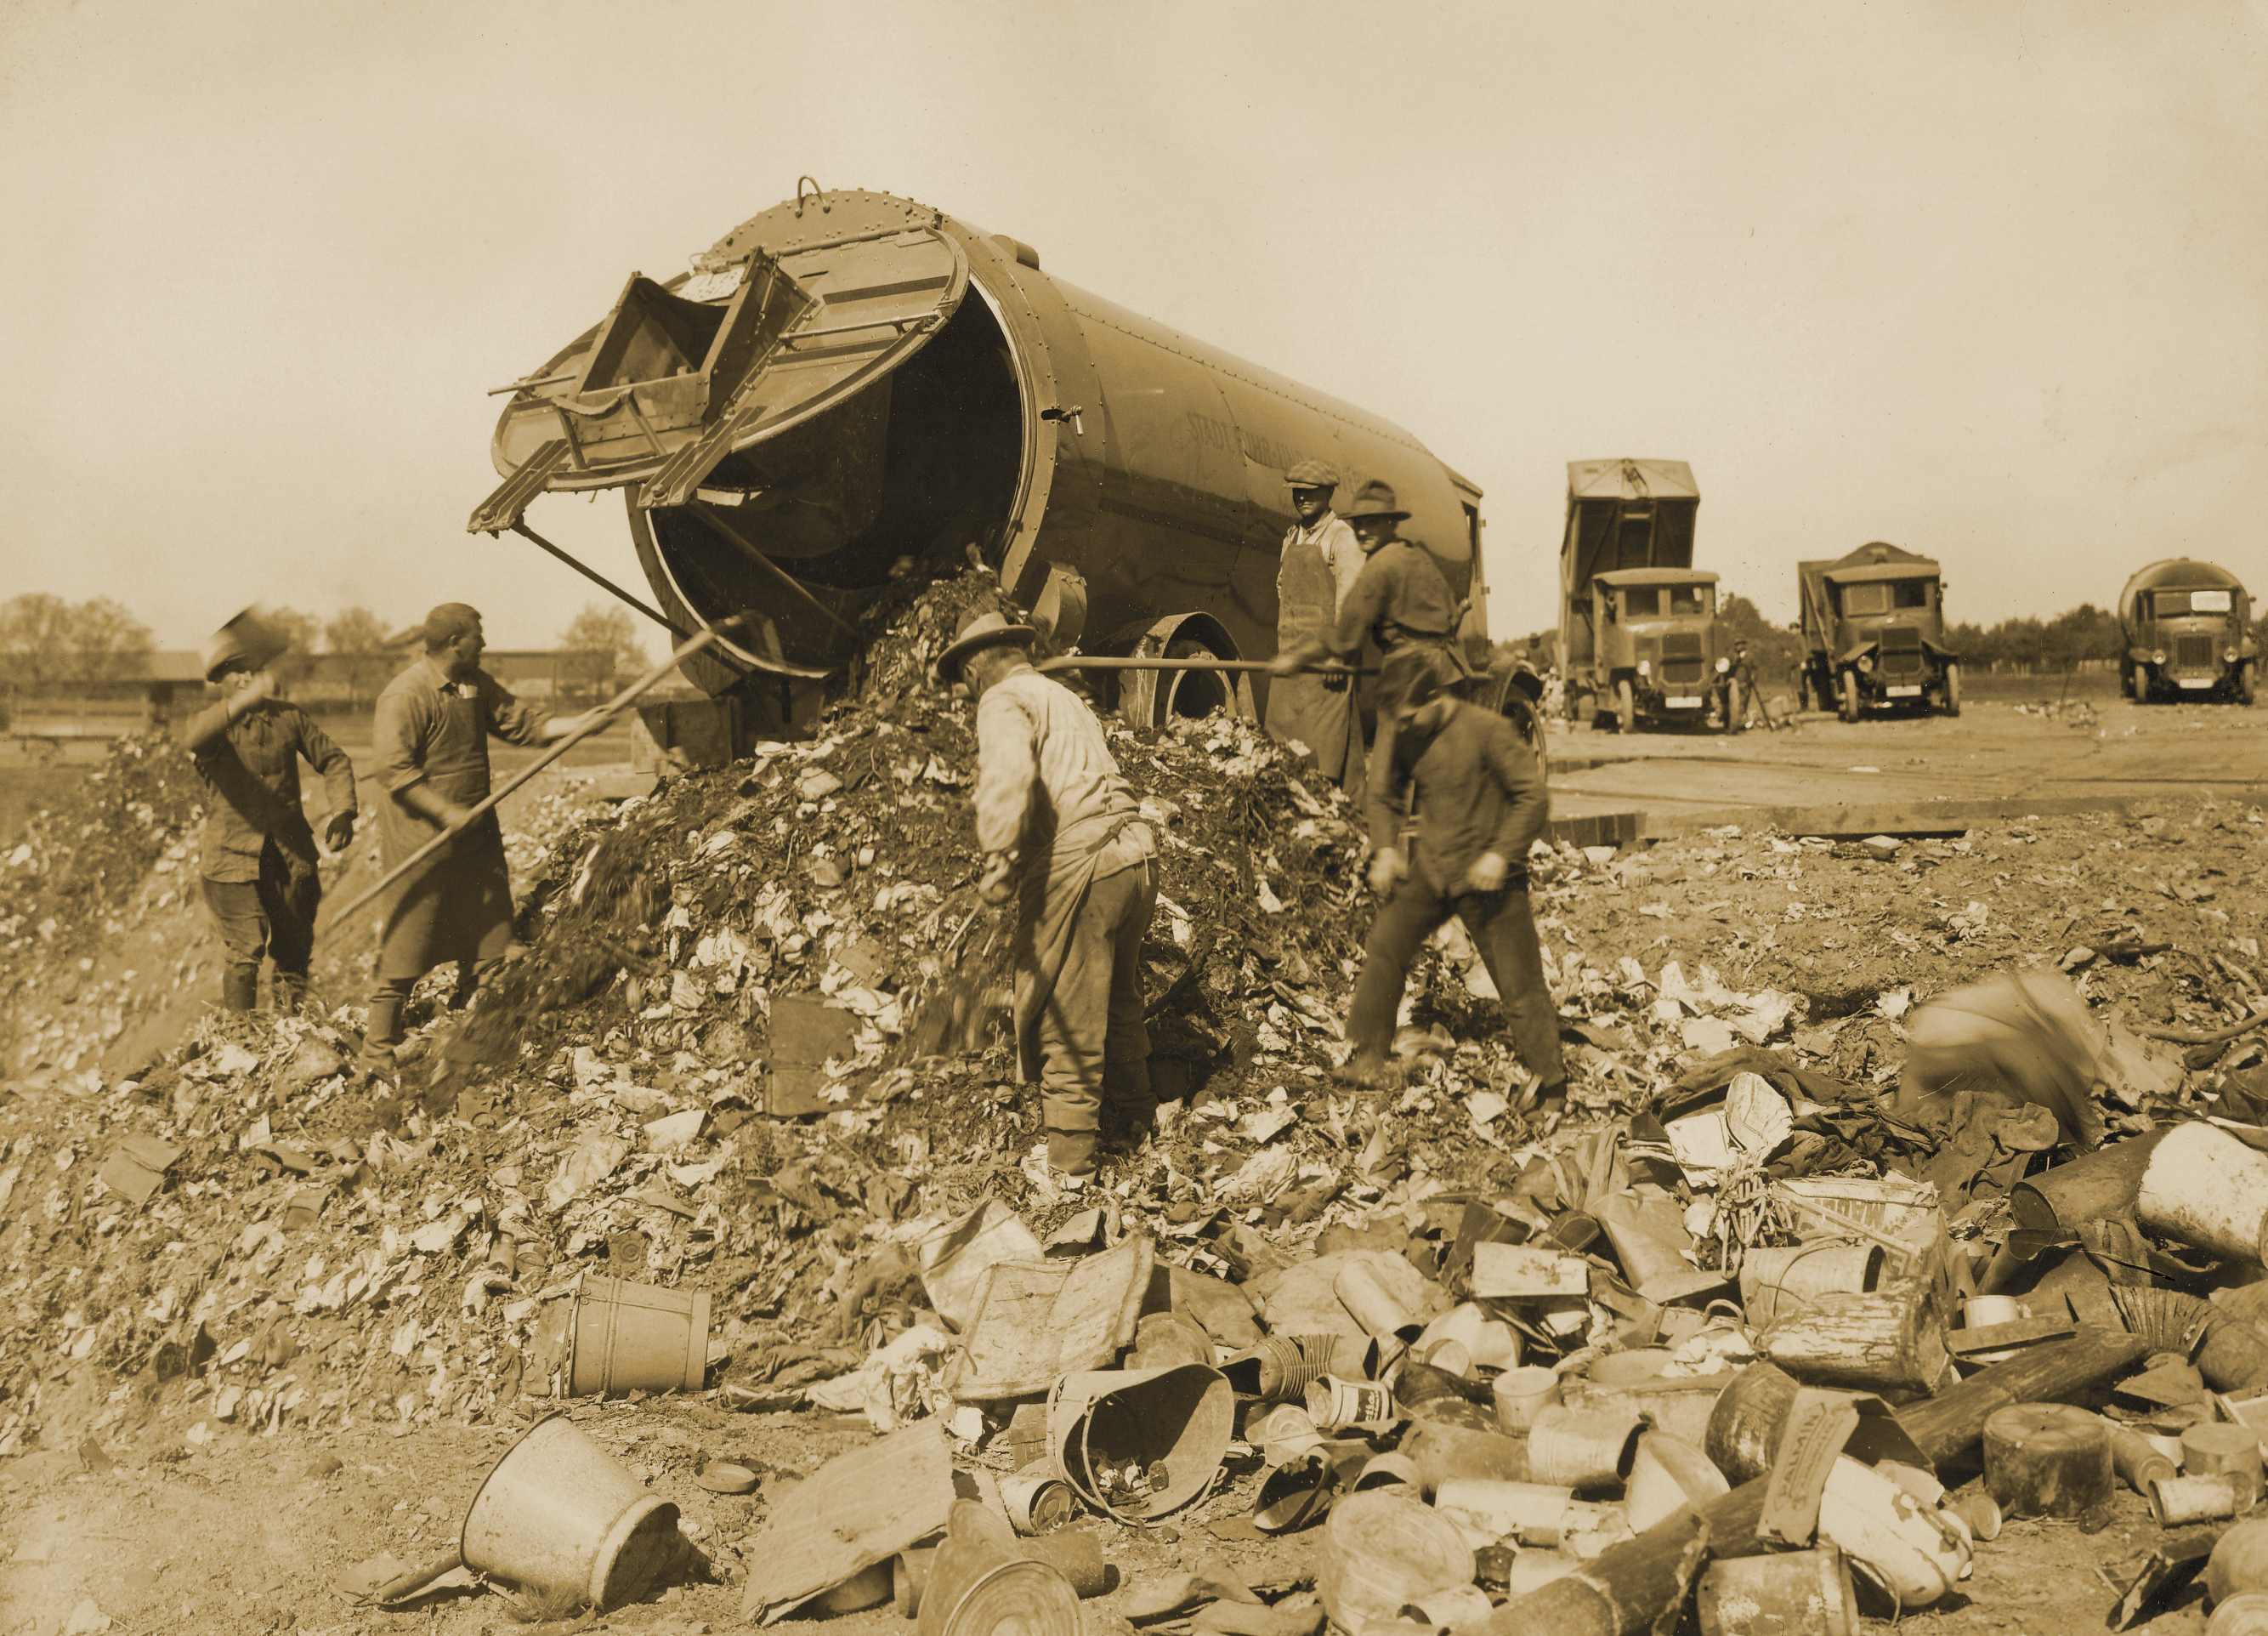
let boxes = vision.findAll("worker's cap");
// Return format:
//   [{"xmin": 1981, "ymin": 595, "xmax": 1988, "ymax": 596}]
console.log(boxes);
[
  {"xmin": 1381, "ymin": 644, "xmax": 1475, "ymax": 712},
  {"xmin": 933, "ymin": 608, "xmax": 1037, "ymax": 686},
  {"xmin": 421, "ymin": 603, "xmax": 484, "ymax": 648},
  {"xmin": 1342, "ymin": 480, "xmax": 1409, "ymax": 524},
  {"xmin": 201, "ymin": 606, "xmax": 292, "ymax": 682},
  {"xmin": 1283, "ymin": 460, "xmax": 1339, "ymax": 492}
]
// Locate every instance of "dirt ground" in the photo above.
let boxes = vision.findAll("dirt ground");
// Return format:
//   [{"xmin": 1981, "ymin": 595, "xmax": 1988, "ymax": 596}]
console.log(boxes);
[{"xmin": 4, "ymin": 682, "xmax": 2266, "ymax": 1636}]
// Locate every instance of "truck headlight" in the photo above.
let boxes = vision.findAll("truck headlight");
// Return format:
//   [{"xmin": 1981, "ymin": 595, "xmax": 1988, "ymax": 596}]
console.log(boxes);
[
  {"xmin": 1856, "ymin": 653, "xmax": 1874, "ymax": 674},
  {"xmin": 2153, "ymin": 650, "xmax": 2167, "ymax": 664},
  {"xmin": 1715, "ymin": 656, "xmax": 1730, "ymax": 673},
  {"xmin": 1637, "ymin": 660, "xmax": 1651, "ymax": 679},
  {"xmin": 2227, "ymin": 648, "xmax": 2241, "ymax": 663}
]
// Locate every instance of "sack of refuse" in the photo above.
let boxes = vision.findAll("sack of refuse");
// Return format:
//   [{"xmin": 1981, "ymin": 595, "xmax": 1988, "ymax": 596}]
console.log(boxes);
[{"xmin": 1897, "ymin": 972, "xmax": 2106, "ymax": 1149}]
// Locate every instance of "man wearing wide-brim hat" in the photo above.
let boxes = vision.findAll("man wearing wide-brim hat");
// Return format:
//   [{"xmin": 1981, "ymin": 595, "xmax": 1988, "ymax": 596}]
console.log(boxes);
[
  {"xmin": 1269, "ymin": 479, "xmax": 1461, "ymax": 690},
  {"xmin": 938, "ymin": 606, "xmax": 1160, "ymax": 1177},
  {"xmin": 185, "ymin": 614, "xmax": 360, "ymax": 1014},
  {"xmin": 1338, "ymin": 645, "xmax": 1566, "ymax": 1110},
  {"xmin": 1264, "ymin": 461, "xmax": 1368, "ymax": 802}
]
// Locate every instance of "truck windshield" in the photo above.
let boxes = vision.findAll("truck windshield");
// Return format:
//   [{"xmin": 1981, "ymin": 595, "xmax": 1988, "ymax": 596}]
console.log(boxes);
[
  {"xmin": 1840, "ymin": 580, "xmax": 1931, "ymax": 616},
  {"xmin": 2156, "ymin": 589, "xmax": 2232, "ymax": 616},
  {"xmin": 1622, "ymin": 588, "xmax": 1660, "ymax": 617},
  {"xmin": 1669, "ymin": 584, "xmax": 1712, "ymax": 616}
]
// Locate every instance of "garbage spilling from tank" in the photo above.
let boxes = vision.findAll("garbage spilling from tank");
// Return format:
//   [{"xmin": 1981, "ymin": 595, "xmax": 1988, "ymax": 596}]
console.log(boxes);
[{"xmin": 8, "ymin": 572, "xmax": 2268, "ymax": 1634}]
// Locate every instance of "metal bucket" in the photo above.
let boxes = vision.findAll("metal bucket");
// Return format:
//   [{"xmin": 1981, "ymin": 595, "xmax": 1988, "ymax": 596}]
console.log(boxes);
[
  {"xmin": 1741, "ymin": 1243, "xmax": 1884, "ymax": 1326},
  {"xmin": 1624, "ymin": 1431, "xmax": 1732, "ymax": 1531},
  {"xmin": 1315, "ymin": 1491, "xmax": 1475, "ymax": 1633},
  {"xmin": 916, "ymin": 1503, "xmax": 1080, "ymax": 1636},
  {"xmin": 566, "ymin": 1275, "xmax": 710, "ymax": 1397},
  {"xmin": 1526, "ymin": 1406, "xmax": 1646, "ymax": 1489},
  {"xmin": 459, "ymin": 1412, "xmax": 680, "ymax": 1612},
  {"xmin": 1046, "ymin": 1365, "xmax": 1233, "ymax": 1520},
  {"xmin": 1696, "ymin": 1548, "xmax": 1859, "ymax": 1636},
  {"xmin": 2213, "ymin": 1593, "xmax": 2268, "ymax": 1636}
]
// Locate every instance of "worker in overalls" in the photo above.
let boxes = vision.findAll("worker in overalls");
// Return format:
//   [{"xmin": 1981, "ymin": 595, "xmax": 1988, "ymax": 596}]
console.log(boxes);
[
  {"xmin": 938, "ymin": 608, "xmax": 1160, "ymax": 1178},
  {"xmin": 1264, "ymin": 460, "xmax": 1367, "ymax": 802},
  {"xmin": 1269, "ymin": 479, "xmax": 1460, "ymax": 680}
]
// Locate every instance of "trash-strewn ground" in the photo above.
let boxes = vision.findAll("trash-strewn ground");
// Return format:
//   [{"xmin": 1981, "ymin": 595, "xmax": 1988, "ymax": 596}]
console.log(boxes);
[{"xmin": 5, "ymin": 575, "xmax": 2268, "ymax": 1636}]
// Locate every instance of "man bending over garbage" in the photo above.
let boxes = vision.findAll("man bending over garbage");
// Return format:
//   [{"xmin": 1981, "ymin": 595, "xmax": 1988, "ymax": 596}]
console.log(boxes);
[
  {"xmin": 938, "ymin": 607, "xmax": 1159, "ymax": 1177},
  {"xmin": 1337, "ymin": 646, "xmax": 1568, "ymax": 1109}
]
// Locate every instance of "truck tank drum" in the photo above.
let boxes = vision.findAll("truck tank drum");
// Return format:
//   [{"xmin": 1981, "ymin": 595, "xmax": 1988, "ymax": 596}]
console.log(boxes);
[
  {"xmin": 2118, "ymin": 558, "xmax": 2248, "ymax": 627},
  {"xmin": 474, "ymin": 189, "xmax": 1487, "ymax": 702}
]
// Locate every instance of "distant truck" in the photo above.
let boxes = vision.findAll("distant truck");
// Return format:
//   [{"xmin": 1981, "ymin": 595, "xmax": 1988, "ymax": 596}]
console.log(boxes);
[
  {"xmin": 2118, "ymin": 560, "xmax": 2256, "ymax": 704},
  {"xmin": 1557, "ymin": 459, "xmax": 1735, "ymax": 733},
  {"xmin": 1798, "ymin": 542, "xmax": 1959, "ymax": 720}
]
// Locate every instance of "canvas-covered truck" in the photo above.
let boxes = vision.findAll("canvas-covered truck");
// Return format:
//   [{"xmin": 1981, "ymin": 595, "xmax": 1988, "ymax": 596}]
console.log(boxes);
[
  {"xmin": 2118, "ymin": 560, "xmax": 2256, "ymax": 704},
  {"xmin": 1798, "ymin": 542, "xmax": 1959, "ymax": 720},
  {"xmin": 1558, "ymin": 458, "xmax": 1736, "ymax": 732}
]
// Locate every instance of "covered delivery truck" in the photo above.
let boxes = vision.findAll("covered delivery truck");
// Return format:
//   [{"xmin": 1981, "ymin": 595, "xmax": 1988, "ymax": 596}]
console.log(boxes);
[
  {"xmin": 2118, "ymin": 560, "xmax": 2256, "ymax": 703},
  {"xmin": 1798, "ymin": 542, "xmax": 1959, "ymax": 720}
]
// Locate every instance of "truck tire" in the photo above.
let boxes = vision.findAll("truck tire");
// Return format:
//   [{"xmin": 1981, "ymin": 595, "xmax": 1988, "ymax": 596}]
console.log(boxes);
[
  {"xmin": 2119, "ymin": 662, "xmax": 2135, "ymax": 702},
  {"xmin": 1614, "ymin": 677, "xmax": 1636, "ymax": 735},
  {"xmin": 1839, "ymin": 670, "xmax": 1861, "ymax": 723},
  {"xmin": 2238, "ymin": 661, "xmax": 2258, "ymax": 707},
  {"xmin": 1942, "ymin": 662, "xmax": 1962, "ymax": 718},
  {"xmin": 1717, "ymin": 679, "xmax": 1740, "ymax": 734}
]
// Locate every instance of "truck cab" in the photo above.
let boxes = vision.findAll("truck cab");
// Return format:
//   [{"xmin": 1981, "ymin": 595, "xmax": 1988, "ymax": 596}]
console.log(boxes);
[
  {"xmin": 1586, "ymin": 568, "xmax": 1730, "ymax": 730},
  {"xmin": 2118, "ymin": 560, "xmax": 2256, "ymax": 704},
  {"xmin": 1799, "ymin": 543, "xmax": 1959, "ymax": 719}
]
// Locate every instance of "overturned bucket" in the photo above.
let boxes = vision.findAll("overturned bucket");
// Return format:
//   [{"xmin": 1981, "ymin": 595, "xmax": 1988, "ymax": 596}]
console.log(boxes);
[
  {"xmin": 460, "ymin": 1412, "xmax": 681, "ymax": 1613},
  {"xmin": 1695, "ymin": 1548, "xmax": 1858, "ymax": 1636},
  {"xmin": 564, "ymin": 1275, "xmax": 711, "ymax": 1397},
  {"xmin": 1047, "ymin": 1364, "xmax": 1233, "ymax": 1520},
  {"xmin": 1741, "ymin": 1243, "xmax": 1884, "ymax": 1326}
]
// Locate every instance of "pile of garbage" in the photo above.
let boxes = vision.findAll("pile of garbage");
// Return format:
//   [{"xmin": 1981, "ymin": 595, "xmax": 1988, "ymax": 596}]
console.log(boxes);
[{"xmin": 6, "ymin": 571, "xmax": 2268, "ymax": 1631}]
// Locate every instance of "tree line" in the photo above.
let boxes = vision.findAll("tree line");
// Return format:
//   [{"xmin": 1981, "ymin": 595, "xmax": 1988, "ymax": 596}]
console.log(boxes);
[{"xmin": 0, "ymin": 595, "xmax": 651, "ymax": 692}]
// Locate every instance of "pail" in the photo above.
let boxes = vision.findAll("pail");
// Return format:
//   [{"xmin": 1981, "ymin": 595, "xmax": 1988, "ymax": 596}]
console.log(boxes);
[
  {"xmin": 565, "ymin": 1276, "xmax": 710, "ymax": 1397},
  {"xmin": 1564, "ymin": 1370, "xmax": 1738, "ymax": 1450},
  {"xmin": 1315, "ymin": 1491, "xmax": 1474, "ymax": 1633},
  {"xmin": 1624, "ymin": 1431, "xmax": 1732, "ymax": 1531},
  {"xmin": 1493, "ymin": 1366, "xmax": 1562, "ymax": 1433},
  {"xmin": 459, "ymin": 1412, "xmax": 680, "ymax": 1612},
  {"xmin": 818, "ymin": 1559, "xmax": 895, "ymax": 1613},
  {"xmin": 895, "ymin": 1531, "xmax": 1108, "ymax": 1618},
  {"xmin": 1741, "ymin": 1243, "xmax": 1884, "ymax": 1326},
  {"xmin": 1307, "ymin": 1374, "xmax": 1397, "ymax": 1429},
  {"xmin": 1047, "ymin": 1365, "xmax": 1233, "ymax": 1520},
  {"xmin": 1695, "ymin": 1548, "xmax": 1858, "ymax": 1636},
  {"xmin": 916, "ymin": 1503, "xmax": 1080, "ymax": 1636},
  {"xmin": 1354, "ymin": 1452, "xmax": 1425, "ymax": 1494},
  {"xmin": 1402, "ymin": 1413, "xmax": 1531, "ymax": 1490},
  {"xmin": 1817, "ymin": 1457, "xmax": 1969, "ymax": 1610},
  {"xmin": 2213, "ymin": 1593, "xmax": 2268, "ymax": 1636},
  {"xmin": 1527, "ymin": 1406, "xmax": 1645, "ymax": 1489}
]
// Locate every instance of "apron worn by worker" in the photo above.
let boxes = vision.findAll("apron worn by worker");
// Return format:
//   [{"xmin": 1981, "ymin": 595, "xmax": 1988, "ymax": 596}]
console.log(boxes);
[
  {"xmin": 1012, "ymin": 811, "xmax": 1154, "ymax": 1083},
  {"xmin": 1266, "ymin": 525, "xmax": 1367, "ymax": 798},
  {"xmin": 376, "ymin": 685, "xmax": 519, "ymax": 981}
]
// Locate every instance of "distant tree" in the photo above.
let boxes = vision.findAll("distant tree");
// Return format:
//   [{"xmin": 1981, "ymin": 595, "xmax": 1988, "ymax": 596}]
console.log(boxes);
[
  {"xmin": 559, "ymin": 604, "xmax": 649, "ymax": 701},
  {"xmin": 0, "ymin": 594, "xmax": 153, "ymax": 685},
  {"xmin": 324, "ymin": 606, "xmax": 389, "ymax": 655},
  {"xmin": 66, "ymin": 598, "xmax": 155, "ymax": 682},
  {"xmin": 262, "ymin": 605, "xmax": 322, "ymax": 685},
  {"xmin": 0, "ymin": 594, "xmax": 73, "ymax": 685}
]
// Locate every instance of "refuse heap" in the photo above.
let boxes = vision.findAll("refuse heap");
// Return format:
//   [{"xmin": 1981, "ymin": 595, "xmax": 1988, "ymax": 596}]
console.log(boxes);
[{"xmin": 5, "ymin": 573, "xmax": 2268, "ymax": 1633}]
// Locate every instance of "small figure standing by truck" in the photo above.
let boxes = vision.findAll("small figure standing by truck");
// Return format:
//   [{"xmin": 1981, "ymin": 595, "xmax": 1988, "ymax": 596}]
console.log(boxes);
[{"xmin": 1797, "ymin": 542, "xmax": 1960, "ymax": 720}]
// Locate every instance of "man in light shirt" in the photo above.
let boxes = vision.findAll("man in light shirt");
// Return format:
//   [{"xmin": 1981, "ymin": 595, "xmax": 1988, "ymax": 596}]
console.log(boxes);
[
  {"xmin": 1264, "ymin": 460, "xmax": 1367, "ymax": 800},
  {"xmin": 937, "ymin": 608, "xmax": 1159, "ymax": 1177}
]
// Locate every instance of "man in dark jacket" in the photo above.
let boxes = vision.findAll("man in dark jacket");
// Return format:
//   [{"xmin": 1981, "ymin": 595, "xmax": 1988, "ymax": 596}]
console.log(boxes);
[
  {"xmin": 186, "ymin": 640, "xmax": 359, "ymax": 1014},
  {"xmin": 1337, "ymin": 647, "xmax": 1567, "ymax": 1105}
]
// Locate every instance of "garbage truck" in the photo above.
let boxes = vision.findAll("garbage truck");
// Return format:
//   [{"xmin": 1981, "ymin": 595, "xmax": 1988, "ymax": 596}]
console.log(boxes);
[
  {"xmin": 1797, "ymin": 542, "xmax": 1959, "ymax": 719},
  {"xmin": 2118, "ymin": 560, "xmax": 2256, "ymax": 703},
  {"xmin": 1556, "ymin": 458, "xmax": 1735, "ymax": 732},
  {"xmin": 467, "ymin": 185, "xmax": 1488, "ymax": 735}
]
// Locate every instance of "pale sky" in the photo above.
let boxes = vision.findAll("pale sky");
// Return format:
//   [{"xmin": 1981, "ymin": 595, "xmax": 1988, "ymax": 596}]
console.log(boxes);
[{"xmin": 3, "ymin": 0, "xmax": 2262, "ymax": 654}]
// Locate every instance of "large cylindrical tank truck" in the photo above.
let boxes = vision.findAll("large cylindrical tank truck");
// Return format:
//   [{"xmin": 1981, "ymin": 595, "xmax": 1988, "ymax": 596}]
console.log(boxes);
[
  {"xmin": 468, "ymin": 187, "xmax": 1488, "ymax": 732},
  {"xmin": 2118, "ymin": 560, "xmax": 2257, "ymax": 704}
]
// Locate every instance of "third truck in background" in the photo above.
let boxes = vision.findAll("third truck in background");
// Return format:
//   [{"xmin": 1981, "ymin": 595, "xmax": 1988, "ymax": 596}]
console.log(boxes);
[
  {"xmin": 1798, "ymin": 542, "xmax": 1959, "ymax": 720},
  {"xmin": 2118, "ymin": 560, "xmax": 2257, "ymax": 704}
]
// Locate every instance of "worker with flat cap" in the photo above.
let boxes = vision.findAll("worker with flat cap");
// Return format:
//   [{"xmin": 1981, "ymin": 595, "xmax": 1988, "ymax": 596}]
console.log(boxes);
[
  {"xmin": 186, "ymin": 611, "xmax": 359, "ymax": 1014},
  {"xmin": 1270, "ymin": 479, "xmax": 1462, "ymax": 682},
  {"xmin": 1264, "ymin": 460, "xmax": 1367, "ymax": 802},
  {"xmin": 1336, "ymin": 645, "xmax": 1567, "ymax": 1109},
  {"xmin": 360, "ymin": 604, "xmax": 594, "ymax": 1070},
  {"xmin": 938, "ymin": 605, "xmax": 1159, "ymax": 1177}
]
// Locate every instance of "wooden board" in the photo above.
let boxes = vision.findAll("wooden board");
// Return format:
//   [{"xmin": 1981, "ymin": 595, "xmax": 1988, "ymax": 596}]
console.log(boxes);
[
  {"xmin": 944, "ymin": 1236, "xmax": 1155, "ymax": 1400},
  {"xmin": 739, "ymin": 1418, "xmax": 955, "ymax": 1623},
  {"xmin": 767, "ymin": 995, "xmax": 862, "ymax": 1116}
]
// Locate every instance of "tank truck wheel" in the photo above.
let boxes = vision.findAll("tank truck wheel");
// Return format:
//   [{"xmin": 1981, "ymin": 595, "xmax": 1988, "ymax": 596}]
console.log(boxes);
[
  {"xmin": 1838, "ymin": 671, "xmax": 1861, "ymax": 724},
  {"xmin": 2238, "ymin": 662, "xmax": 2258, "ymax": 707},
  {"xmin": 2119, "ymin": 663, "xmax": 2136, "ymax": 702},
  {"xmin": 1614, "ymin": 678, "xmax": 1636, "ymax": 735},
  {"xmin": 1942, "ymin": 663, "xmax": 1962, "ymax": 719}
]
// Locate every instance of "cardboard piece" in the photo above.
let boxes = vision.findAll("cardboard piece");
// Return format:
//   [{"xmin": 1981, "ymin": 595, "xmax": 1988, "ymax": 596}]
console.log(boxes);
[
  {"xmin": 1757, "ymin": 1385, "xmax": 1935, "ymax": 1548},
  {"xmin": 944, "ymin": 1236, "xmax": 1156, "ymax": 1400},
  {"xmin": 740, "ymin": 1419, "xmax": 955, "ymax": 1623},
  {"xmin": 96, "ymin": 1134, "xmax": 182, "ymax": 1205},
  {"xmin": 918, "ymin": 1201, "xmax": 1046, "ymax": 1332},
  {"xmin": 768, "ymin": 995, "xmax": 863, "ymax": 1116},
  {"xmin": 1470, "ymin": 1242, "xmax": 1590, "ymax": 1299}
]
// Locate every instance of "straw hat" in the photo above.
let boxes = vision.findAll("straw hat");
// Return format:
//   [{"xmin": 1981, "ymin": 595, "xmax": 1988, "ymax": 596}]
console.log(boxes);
[
  {"xmin": 933, "ymin": 608, "xmax": 1037, "ymax": 685},
  {"xmin": 1342, "ymin": 480, "xmax": 1409, "ymax": 523},
  {"xmin": 1284, "ymin": 460, "xmax": 1339, "ymax": 491}
]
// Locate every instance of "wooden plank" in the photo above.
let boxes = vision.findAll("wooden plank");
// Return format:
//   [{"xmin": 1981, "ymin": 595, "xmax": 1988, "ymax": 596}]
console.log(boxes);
[
  {"xmin": 1948, "ymin": 1315, "xmax": 2078, "ymax": 1355},
  {"xmin": 739, "ymin": 1419, "xmax": 955, "ymax": 1623}
]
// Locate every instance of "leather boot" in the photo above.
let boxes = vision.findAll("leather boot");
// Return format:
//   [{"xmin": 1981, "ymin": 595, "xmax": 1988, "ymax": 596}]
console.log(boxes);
[
  {"xmin": 363, "ymin": 994, "xmax": 405, "ymax": 1063},
  {"xmin": 221, "ymin": 967, "xmax": 258, "ymax": 1012},
  {"xmin": 275, "ymin": 973, "xmax": 310, "ymax": 1016},
  {"xmin": 1046, "ymin": 1129, "xmax": 1099, "ymax": 1178}
]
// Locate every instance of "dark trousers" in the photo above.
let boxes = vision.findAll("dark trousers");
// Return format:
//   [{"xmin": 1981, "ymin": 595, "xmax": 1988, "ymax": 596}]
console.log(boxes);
[
  {"xmin": 1348, "ymin": 873, "xmax": 1566, "ymax": 1086},
  {"xmin": 201, "ymin": 851, "xmax": 319, "ymax": 1009},
  {"xmin": 366, "ymin": 957, "xmax": 503, "ymax": 1051},
  {"xmin": 1032, "ymin": 863, "xmax": 1156, "ymax": 1134}
]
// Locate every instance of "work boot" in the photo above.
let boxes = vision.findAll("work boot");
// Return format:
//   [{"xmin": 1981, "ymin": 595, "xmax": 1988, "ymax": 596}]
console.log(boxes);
[
  {"xmin": 362, "ymin": 994, "xmax": 405, "ymax": 1065},
  {"xmin": 1046, "ymin": 1129, "xmax": 1099, "ymax": 1178},
  {"xmin": 1329, "ymin": 1054, "xmax": 1392, "ymax": 1092},
  {"xmin": 220, "ymin": 967, "xmax": 258, "ymax": 1013},
  {"xmin": 275, "ymin": 973, "xmax": 310, "ymax": 1017}
]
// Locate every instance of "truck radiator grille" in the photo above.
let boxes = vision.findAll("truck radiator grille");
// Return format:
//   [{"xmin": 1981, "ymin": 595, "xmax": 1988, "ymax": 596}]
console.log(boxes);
[
  {"xmin": 1878, "ymin": 624, "xmax": 1924, "ymax": 678},
  {"xmin": 2176, "ymin": 636, "xmax": 2216, "ymax": 671},
  {"xmin": 1661, "ymin": 660, "xmax": 1706, "ymax": 685},
  {"xmin": 1660, "ymin": 633, "xmax": 1704, "ymax": 659}
]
